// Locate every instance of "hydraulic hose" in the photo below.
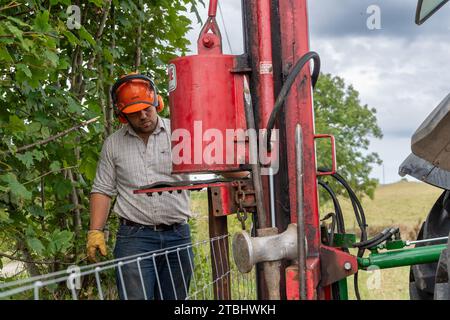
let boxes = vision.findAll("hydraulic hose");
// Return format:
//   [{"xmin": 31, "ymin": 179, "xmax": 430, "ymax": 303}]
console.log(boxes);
[
  {"xmin": 320, "ymin": 212, "xmax": 337, "ymax": 247},
  {"xmin": 353, "ymin": 228, "xmax": 390, "ymax": 248},
  {"xmin": 318, "ymin": 168, "xmax": 368, "ymax": 243},
  {"xmin": 318, "ymin": 168, "xmax": 368, "ymax": 300},
  {"xmin": 354, "ymin": 227, "xmax": 399, "ymax": 249},
  {"xmin": 318, "ymin": 181, "xmax": 345, "ymax": 234},
  {"xmin": 266, "ymin": 52, "xmax": 321, "ymax": 151},
  {"xmin": 353, "ymin": 227, "xmax": 399, "ymax": 299},
  {"xmin": 318, "ymin": 169, "xmax": 403, "ymax": 299}
]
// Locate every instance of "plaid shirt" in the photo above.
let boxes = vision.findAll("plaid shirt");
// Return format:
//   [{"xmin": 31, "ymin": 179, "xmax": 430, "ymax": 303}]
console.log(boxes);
[{"xmin": 91, "ymin": 116, "xmax": 191, "ymax": 225}]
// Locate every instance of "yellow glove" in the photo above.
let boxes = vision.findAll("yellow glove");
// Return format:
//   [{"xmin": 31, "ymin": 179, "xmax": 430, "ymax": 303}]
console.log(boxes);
[{"xmin": 87, "ymin": 230, "xmax": 107, "ymax": 262}]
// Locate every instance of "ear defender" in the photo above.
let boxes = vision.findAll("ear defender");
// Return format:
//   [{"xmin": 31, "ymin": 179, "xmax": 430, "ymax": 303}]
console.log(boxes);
[
  {"xmin": 112, "ymin": 101, "xmax": 125, "ymax": 123},
  {"xmin": 156, "ymin": 95, "xmax": 165, "ymax": 113}
]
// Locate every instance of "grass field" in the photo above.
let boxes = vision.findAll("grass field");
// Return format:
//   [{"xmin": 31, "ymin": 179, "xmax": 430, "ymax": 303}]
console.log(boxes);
[{"xmin": 190, "ymin": 180, "xmax": 444, "ymax": 300}]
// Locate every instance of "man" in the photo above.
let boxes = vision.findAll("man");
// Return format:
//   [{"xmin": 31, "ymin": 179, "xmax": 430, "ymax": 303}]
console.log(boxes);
[{"xmin": 86, "ymin": 73, "xmax": 193, "ymax": 300}]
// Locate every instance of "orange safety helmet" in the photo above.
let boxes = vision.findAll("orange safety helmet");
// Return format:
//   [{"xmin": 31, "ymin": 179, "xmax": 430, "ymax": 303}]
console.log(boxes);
[{"xmin": 111, "ymin": 73, "xmax": 164, "ymax": 123}]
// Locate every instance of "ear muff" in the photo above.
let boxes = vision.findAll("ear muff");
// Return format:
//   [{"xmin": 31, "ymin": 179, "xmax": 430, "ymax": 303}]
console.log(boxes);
[
  {"xmin": 111, "ymin": 74, "xmax": 163, "ymax": 123},
  {"xmin": 115, "ymin": 102, "xmax": 128, "ymax": 124},
  {"xmin": 156, "ymin": 95, "xmax": 164, "ymax": 113}
]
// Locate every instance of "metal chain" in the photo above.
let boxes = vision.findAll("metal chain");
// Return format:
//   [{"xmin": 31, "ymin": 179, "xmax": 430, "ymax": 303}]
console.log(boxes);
[
  {"xmin": 235, "ymin": 183, "xmax": 248, "ymax": 230},
  {"xmin": 237, "ymin": 207, "xmax": 248, "ymax": 230}
]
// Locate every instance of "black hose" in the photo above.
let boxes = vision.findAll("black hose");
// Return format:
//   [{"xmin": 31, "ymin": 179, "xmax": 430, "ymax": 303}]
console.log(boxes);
[
  {"xmin": 318, "ymin": 181, "xmax": 345, "ymax": 234},
  {"xmin": 371, "ymin": 228, "xmax": 399, "ymax": 247},
  {"xmin": 329, "ymin": 214, "xmax": 337, "ymax": 247},
  {"xmin": 353, "ymin": 227, "xmax": 400, "ymax": 249},
  {"xmin": 318, "ymin": 170, "xmax": 367, "ymax": 300},
  {"xmin": 354, "ymin": 272, "xmax": 361, "ymax": 300},
  {"xmin": 334, "ymin": 173, "xmax": 367, "ymax": 238},
  {"xmin": 353, "ymin": 226, "xmax": 399, "ymax": 299},
  {"xmin": 266, "ymin": 51, "xmax": 321, "ymax": 151},
  {"xmin": 331, "ymin": 281, "xmax": 341, "ymax": 300},
  {"xmin": 318, "ymin": 168, "xmax": 368, "ymax": 300},
  {"xmin": 318, "ymin": 168, "xmax": 368, "ymax": 244},
  {"xmin": 338, "ymin": 173, "xmax": 367, "ymax": 233},
  {"xmin": 353, "ymin": 228, "xmax": 390, "ymax": 248},
  {"xmin": 320, "ymin": 212, "xmax": 337, "ymax": 247}
]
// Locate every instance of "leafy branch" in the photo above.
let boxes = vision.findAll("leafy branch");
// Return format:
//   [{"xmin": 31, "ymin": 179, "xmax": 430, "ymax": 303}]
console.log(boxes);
[
  {"xmin": 0, "ymin": 1, "xmax": 22, "ymax": 12},
  {"xmin": 6, "ymin": 116, "xmax": 100, "ymax": 155},
  {"xmin": 0, "ymin": 252, "xmax": 74, "ymax": 265},
  {"xmin": 23, "ymin": 165, "xmax": 79, "ymax": 185},
  {"xmin": 135, "ymin": 24, "xmax": 142, "ymax": 70}
]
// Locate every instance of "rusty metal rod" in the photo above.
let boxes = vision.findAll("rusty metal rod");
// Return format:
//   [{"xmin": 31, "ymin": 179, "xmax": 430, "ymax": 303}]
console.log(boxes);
[
  {"xmin": 269, "ymin": 167, "xmax": 276, "ymax": 227},
  {"xmin": 296, "ymin": 124, "xmax": 307, "ymax": 300},
  {"xmin": 243, "ymin": 76, "xmax": 267, "ymax": 228}
]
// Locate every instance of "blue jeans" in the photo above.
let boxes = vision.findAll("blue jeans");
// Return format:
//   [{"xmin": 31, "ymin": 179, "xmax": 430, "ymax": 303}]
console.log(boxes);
[{"xmin": 113, "ymin": 222, "xmax": 193, "ymax": 300}]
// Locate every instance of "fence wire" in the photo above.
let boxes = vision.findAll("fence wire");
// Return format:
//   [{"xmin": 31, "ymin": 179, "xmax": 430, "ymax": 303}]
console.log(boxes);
[{"xmin": 0, "ymin": 234, "xmax": 256, "ymax": 300}]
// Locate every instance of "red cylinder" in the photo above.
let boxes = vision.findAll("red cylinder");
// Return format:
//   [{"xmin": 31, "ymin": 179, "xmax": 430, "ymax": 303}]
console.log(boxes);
[{"xmin": 168, "ymin": 54, "xmax": 248, "ymax": 174}]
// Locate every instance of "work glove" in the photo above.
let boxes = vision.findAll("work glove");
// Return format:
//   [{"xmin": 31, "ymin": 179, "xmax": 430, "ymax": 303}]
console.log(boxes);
[{"xmin": 87, "ymin": 230, "xmax": 107, "ymax": 262}]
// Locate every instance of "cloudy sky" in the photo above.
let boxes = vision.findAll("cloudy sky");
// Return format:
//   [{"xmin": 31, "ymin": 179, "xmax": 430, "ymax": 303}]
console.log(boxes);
[{"xmin": 185, "ymin": 0, "xmax": 450, "ymax": 184}]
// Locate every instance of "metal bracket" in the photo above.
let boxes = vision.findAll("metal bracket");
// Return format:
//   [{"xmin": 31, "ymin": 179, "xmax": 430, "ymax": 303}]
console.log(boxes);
[
  {"xmin": 231, "ymin": 54, "xmax": 252, "ymax": 73},
  {"xmin": 210, "ymin": 180, "xmax": 256, "ymax": 216},
  {"xmin": 197, "ymin": 0, "xmax": 222, "ymax": 55},
  {"xmin": 319, "ymin": 245, "xmax": 358, "ymax": 287}
]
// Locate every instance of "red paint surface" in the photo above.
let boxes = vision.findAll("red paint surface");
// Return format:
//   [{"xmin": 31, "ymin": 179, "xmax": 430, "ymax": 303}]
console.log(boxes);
[
  {"xmin": 168, "ymin": 15, "xmax": 248, "ymax": 174},
  {"xmin": 285, "ymin": 257, "xmax": 321, "ymax": 300},
  {"xmin": 256, "ymin": 0, "xmax": 276, "ymax": 131},
  {"xmin": 278, "ymin": 0, "xmax": 322, "ymax": 299}
]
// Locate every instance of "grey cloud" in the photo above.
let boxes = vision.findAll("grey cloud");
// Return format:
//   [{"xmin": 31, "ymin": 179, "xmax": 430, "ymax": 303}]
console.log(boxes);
[
  {"xmin": 368, "ymin": 136, "xmax": 412, "ymax": 183},
  {"xmin": 382, "ymin": 130, "xmax": 415, "ymax": 138},
  {"xmin": 309, "ymin": 0, "xmax": 450, "ymax": 39},
  {"xmin": 310, "ymin": 33, "xmax": 450, "ymax": 146}
]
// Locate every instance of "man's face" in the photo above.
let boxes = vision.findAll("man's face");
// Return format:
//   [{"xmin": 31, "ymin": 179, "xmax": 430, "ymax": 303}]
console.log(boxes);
[{"xmin": 125, "ymin": 106, "xmax": 158, "ymax": 136}]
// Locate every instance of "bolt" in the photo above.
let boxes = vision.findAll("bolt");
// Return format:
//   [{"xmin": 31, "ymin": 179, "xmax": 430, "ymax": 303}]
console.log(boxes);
[
  {"xmin": 344, "ymin": 262, "xmax": 352, "ymax": 271},
  {"xmin": 203, "ymin": 35, "xmax": 214, "ymax": 48}
]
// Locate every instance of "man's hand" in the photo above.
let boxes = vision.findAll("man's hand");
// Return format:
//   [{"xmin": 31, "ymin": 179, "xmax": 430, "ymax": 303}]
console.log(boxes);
[{"xmin": 87, "ymin": 230, "xmax": 107, "ymax": 262}]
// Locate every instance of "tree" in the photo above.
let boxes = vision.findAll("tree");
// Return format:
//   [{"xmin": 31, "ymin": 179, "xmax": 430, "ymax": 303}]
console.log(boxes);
[
  {"xmin": 0, "ymin": 0, "xmax": 202, "ymax": 297},
  {"xmin": 314, "ymin": 73, "xmax": 383, "ymax": 199}
]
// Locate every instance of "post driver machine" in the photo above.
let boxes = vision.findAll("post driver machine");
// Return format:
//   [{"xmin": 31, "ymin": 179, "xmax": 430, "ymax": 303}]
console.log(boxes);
[{"xmin": 135, "ymin": 0, "xmax": 450, "ymax": 300}]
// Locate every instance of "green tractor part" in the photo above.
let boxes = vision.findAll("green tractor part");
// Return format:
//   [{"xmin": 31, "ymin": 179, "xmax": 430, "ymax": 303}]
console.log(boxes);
[{"xmin": 358, "ymin": 244, "xmax": 446, "ymax": 270}]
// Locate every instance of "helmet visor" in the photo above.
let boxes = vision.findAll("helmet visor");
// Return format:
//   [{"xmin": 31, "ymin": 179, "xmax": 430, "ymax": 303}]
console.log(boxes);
[{"xmin": 121, "ymin": 102, "xmax": 153, "ymax": 114}]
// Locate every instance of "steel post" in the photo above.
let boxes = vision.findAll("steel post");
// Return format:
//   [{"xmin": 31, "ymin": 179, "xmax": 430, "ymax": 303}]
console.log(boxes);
[
  {"xmin": 208, "ymin": 189, "xmax": 231, "ymax": 300},
  {"xmin": 277, "ymin": 0, "xmax": 322, "ymax": 299}
]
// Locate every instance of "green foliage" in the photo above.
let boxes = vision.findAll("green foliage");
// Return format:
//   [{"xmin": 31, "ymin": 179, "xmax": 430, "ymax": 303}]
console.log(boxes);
[
  {"xmin": 314, "ymin": 73, "xmax": 383, "ymax": 200},
  {"xmin": 0, "ymin": 0, "xmax": 200, "ymax": 294}
]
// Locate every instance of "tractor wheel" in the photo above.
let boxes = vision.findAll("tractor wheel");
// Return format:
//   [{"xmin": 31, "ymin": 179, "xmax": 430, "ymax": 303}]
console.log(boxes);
[
  {"xmin": 409, "ymin": 223, "xmax": 435, "ymax": 300},
  {"xmin": 433, "ymin": 246, "xmax": 449, "ymax": 299},
  {"xmin": 409, "ymin": 190, "xmax": 450, "ymax": 300}
]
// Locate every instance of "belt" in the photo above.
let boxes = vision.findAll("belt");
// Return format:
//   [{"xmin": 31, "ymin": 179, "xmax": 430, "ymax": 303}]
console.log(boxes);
[{"xmin": 119, "ymin": 217, "xmax": 182, "ymax": 231}]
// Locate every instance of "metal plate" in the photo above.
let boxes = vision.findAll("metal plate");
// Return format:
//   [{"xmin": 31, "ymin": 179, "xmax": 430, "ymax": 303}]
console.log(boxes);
[
  {"xmin": 411, "ymin": 93, "xmax": 450, "ymax": 171},
  {"xmin": 399, "ymin": 153, "xmax": 450, "ymax": 190}
]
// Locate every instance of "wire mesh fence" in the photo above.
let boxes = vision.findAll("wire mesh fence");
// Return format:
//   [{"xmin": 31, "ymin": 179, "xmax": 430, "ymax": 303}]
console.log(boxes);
[{"xmin": 0, "ymin": 234, "xmax": 256, "ymax": 300}]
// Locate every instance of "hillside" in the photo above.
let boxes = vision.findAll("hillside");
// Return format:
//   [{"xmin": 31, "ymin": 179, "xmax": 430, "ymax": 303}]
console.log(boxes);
[{"xmin": 333, "ymin": 180, "xmax": 443, "ymax": 238}]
